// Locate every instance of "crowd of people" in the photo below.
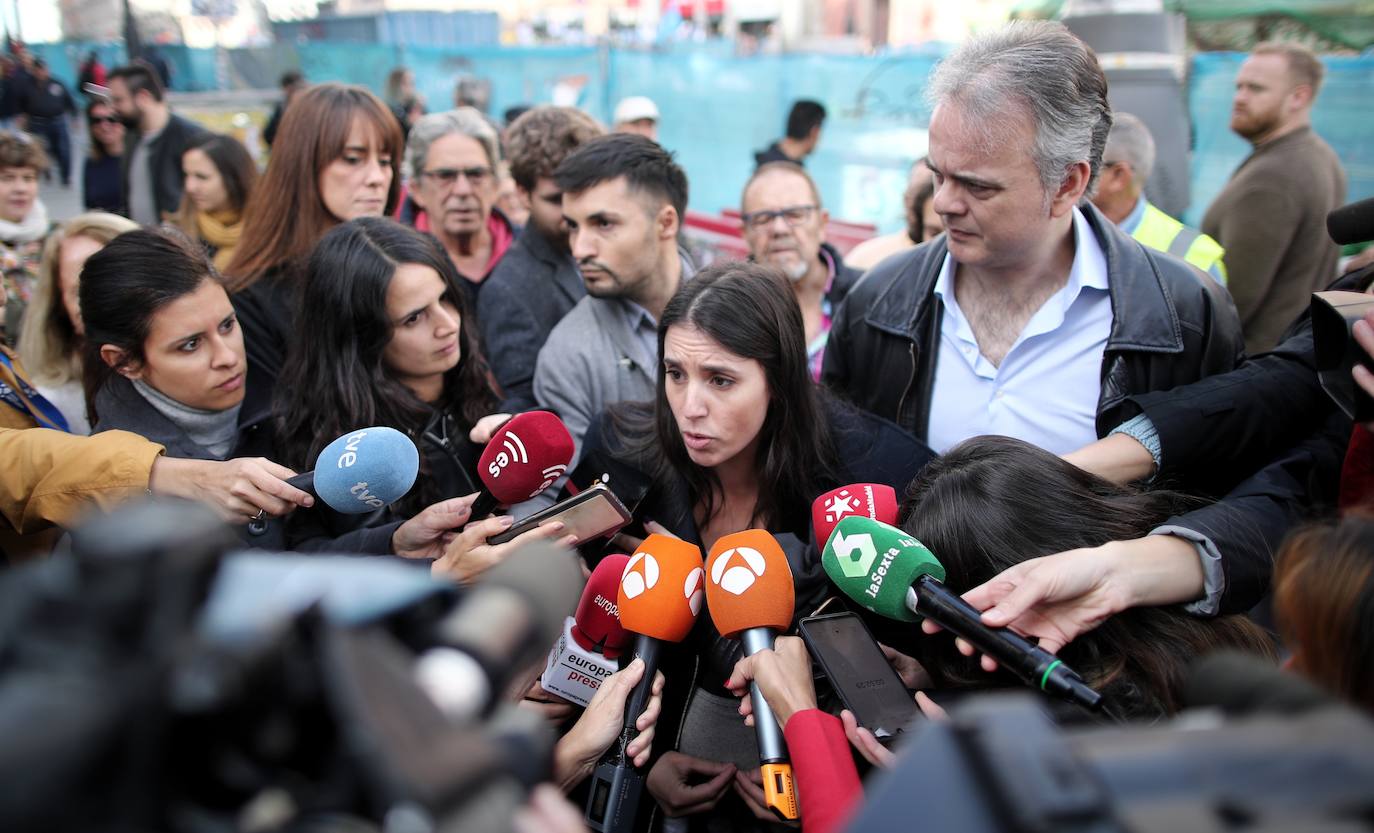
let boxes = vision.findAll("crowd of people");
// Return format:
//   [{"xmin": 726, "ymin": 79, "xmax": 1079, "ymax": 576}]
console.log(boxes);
[{"xmin": 0, "ymin": 19, "xmax": 1372, "ymax": 833}]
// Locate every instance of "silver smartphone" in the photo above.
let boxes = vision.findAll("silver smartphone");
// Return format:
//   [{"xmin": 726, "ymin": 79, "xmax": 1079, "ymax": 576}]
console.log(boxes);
[{"xmin": 486, "ymin": 484, "xmax": 632, "ymax": 546}]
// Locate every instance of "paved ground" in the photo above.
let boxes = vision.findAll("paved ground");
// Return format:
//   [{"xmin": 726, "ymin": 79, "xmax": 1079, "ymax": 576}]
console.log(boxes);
[{"xmin": 38, "ymin": 121, "xmax": 89, "ymax": 224}]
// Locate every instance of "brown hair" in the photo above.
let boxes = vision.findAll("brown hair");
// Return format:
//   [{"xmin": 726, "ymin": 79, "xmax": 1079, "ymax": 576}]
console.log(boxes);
[
  {"xmin": 169, "ymin": 133, "xmax": 259, "ymax": 234},
  {"xmin": 1253, "ymin": 41, "xmax": 1326, "ymax": 98},
  {"xmin": 1274, "ymin": 516, "xmax": 1374, "ymax": 714},
  {"xmin": 503, "ymin": 106, "xmax": 605, "ymax": 193},
  {"xmin": 223, "ymin": 83, "xmax": 402, "ymax": 292},
  {"xmin": 0, "ymin": 132, "xmax": 49, "ymax": 172}
]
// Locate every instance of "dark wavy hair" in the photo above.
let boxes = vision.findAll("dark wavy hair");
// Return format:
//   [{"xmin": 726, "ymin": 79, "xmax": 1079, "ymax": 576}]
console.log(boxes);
[
  {"xmin": 612, "ymin": 260, "xmax": 842, "ymax": 533},
  {"xmin": 899, "ymin": 436, "xmax": 1276, "ymax": 719},
  {"xmin": 274, "ymin": 218, "xmax": 498, "ymax": 512}
]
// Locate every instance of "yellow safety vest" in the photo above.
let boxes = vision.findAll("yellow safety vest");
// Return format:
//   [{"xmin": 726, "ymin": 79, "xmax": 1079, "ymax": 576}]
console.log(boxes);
[{"xmin": 1132, "ymin": 201, "xmax": 1229, "ymax": 286}]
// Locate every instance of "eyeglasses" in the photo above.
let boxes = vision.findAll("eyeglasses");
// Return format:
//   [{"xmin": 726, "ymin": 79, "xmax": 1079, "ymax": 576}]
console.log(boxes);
[
  {"xmin": 421, "ymin": 166, "xmax": 493, "ymax": 188},
  {"xmin": 741, "ymin": 204, "xmax": 818, "ymax": 230},
  {"xmin": 89, "ymin": 115, "xmax": 120, "ymax": 125}
]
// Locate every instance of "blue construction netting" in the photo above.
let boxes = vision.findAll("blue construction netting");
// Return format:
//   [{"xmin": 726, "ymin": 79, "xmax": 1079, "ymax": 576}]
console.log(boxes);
[{"xmin": 27, "ymin": 41, "xmax": 1374, "ymax": 235}]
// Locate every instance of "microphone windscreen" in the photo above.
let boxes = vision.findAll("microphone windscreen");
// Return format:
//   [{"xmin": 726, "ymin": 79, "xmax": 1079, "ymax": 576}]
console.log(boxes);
[
  {"xmin": 617, "ymin": 535, "xmax": 705, "ymax": 643},
  {"xmin": 704, "ymin": 530, "xmax": 795, "ymax": 638},
  {"xmin": 478, "ymin": 411, "xmax": 575, "ymax": 505},
  {"xmin": 1327, "ymin": 195, "xmax": 1374, "ymax": 246},
  {"xmin": 821, "ymin": 516, "xmax": 944, "ymax": 622},
  {"xmin": 811, "ymin": 484, "xmax": 899, "ymax": 552},
  {"xmin": 572, "ymin": 554, "xmax": 631, "ymax": 659},
  {"xmin": 311, "ymin": 426, "xmax": 420, "ymax": 514}
]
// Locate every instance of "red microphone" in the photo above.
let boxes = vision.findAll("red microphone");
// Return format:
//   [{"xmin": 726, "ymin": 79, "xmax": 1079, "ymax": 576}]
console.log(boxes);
[
  {"xmin": 540, "ymin": 554, "xmax": 631, "ymax": 706},
  {"xmin": 811, "ymin": 483, "xmax": 899, "ymax": 552},
  {"xmin": 473, "ymin": 411, "xmax": 575, "ymax": 517}
]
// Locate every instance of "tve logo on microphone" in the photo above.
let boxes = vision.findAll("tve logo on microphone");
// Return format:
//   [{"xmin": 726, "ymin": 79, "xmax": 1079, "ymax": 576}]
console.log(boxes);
[{"xmin": 710, "ymin": 546, "xmax": 768, "ymax": 596}]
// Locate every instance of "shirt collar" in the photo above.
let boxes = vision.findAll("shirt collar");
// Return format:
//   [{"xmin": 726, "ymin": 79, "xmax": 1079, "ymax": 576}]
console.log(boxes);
[
  {"xmin": 1118, "ymin": 195, "xmax": 1147, "ymax": 236},
  {"xmin": 933, "ymin": 205, "xmax": 1109, "ymax": 306}
]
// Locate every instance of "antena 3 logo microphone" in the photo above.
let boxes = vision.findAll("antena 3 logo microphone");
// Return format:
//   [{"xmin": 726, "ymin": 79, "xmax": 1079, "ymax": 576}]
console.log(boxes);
[
  {"xmin": 620, "ymin": 552, "xmax": 660, "ymax": 600},
  {"xmin": 710, "ymin": 546, "xmax": 768, "ymax": 596}
]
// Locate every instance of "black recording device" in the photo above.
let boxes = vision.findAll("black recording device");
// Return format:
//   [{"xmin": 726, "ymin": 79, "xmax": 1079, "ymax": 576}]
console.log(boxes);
[
  {"xmin": 1311, "ymin": 196, "xmax": 1374, "ymax": 421},
  {"xmin": 799, "ymin": 612, "xmax": 918, "ymax": 744}
]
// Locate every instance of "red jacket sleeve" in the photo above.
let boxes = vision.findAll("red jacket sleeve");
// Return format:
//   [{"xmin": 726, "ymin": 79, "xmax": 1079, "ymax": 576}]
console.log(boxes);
[{"xmin": 784, "ymin": 709, "xmax": 863, "ymax": 833}]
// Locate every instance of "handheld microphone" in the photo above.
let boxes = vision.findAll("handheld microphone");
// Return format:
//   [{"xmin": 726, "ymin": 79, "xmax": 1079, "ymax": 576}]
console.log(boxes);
[
  {"xmin": 472, "ymin": 411, "xmax": 575, "ymax": 519},
  {"xmin": 1327, "ymin": 195, "xmax": 1374, "ymax": 246},
  {"xmin": 539, "ymin": 554, "xmax": 631, "ymax": 707},
  {"xmin": 585, "ymin": 535, "xmax": 705, "ymax": 833},
  {"xmin": 704, "ymin": 530, "xmax": 799, "ymax": 822},
  {"xmin": 282, "ymin": 426, "xmax": 420, "ymax": 514},
  {"xmin": 821, "ymin": 516, "xmax": 1102, "ymax": 711},
  {"xmin": 417, "ymin": 538, "xmax": 585, "ymax": 723},
  {"xmin": 811, "ymin": 483, "xmax": 899, "ymax": 550}
]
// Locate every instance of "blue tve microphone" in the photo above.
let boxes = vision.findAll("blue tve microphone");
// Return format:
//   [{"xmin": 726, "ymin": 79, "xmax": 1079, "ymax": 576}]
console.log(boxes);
[{"xmin": 287, "ymin": 427, "xmax": 420, "ymax": 514}]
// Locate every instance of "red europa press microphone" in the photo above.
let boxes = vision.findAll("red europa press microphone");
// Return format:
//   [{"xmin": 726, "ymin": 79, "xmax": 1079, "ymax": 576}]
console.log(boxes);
[
  {"xmin": 472, "ymin": 410, "xmax": 575, "ymax": 518},
  {"xmin": 811, "ymin": 483, "xmax": 899, "ymax": 550},
  {"xmin": 585, "ymin": 536, "xmax": 706, "ymax": 833},
  {"xmin": 540, "ymin": 554, "xmax": 631, "ymax": 707},
  {"xmin": 705, "ymin": 530, "xmax": 799, "ymax": 822}
]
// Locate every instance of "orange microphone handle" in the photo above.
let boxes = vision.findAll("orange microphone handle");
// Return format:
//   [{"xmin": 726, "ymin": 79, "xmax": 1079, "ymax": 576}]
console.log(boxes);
[{"xmin": 759, "ymin": 761, "xmax": 799, "ymax": 821}]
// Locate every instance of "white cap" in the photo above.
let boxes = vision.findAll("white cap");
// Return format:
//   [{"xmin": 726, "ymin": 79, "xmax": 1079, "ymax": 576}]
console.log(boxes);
[{"xmin": 614, "ymin": 96, "xmax": 660, "ymax": 125}]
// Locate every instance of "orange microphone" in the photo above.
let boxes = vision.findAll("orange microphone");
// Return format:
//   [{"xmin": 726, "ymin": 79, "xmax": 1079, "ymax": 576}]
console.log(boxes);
[
  {"xmin": 585, "ymin": 536, "xmax": 706, "ymax": 833},
  {"xmin": 704, "ymin": 530, "xmax": 799, "ymax": 822}
]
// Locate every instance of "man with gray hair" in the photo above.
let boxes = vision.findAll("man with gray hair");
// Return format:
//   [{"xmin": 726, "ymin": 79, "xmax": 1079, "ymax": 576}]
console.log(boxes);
[
  {"xmin": 404, "ymin": 107, "xmax": 516, "ymax": 297},
  {"xmin": 824, "ymin": 21, "xmax": 1242, "ymax": 457},
  {"xmin": 1091, "ymin": 112, "xmax": 1227, "ymax": 284}
]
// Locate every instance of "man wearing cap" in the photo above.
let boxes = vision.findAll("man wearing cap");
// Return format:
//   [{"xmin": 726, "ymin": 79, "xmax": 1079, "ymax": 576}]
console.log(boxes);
[{"xmin": 613, "ymin": 96, "xmax": 659, "ymax": 142}]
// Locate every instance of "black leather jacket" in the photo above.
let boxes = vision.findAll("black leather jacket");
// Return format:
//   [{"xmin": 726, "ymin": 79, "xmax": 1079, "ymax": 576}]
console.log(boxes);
[
  {"xmin": 121, "ymin": 112, "xmax": 210, "ymax": 221},
  {"xmin": 822, "ymin": 204, "xmax": 1245, "ymax": 443}
]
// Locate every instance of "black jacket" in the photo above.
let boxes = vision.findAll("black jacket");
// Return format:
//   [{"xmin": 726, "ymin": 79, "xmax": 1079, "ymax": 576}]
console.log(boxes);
[
  {"xmin": 577, "ymin": 396, "xmax": 935, "ymax": 828},
  {"xmin": 121, "ymin": 112, "xmax": 209, "ymax": 221},
  {"xmin": 1115, "ymin": 265, "xmax": 1372, "ymax": 613},
  {"xmin": 21, "ymin": 77, "xmax": 74, "ymax": 119},
  {"xmin": 231, "ymin": 265, "xmax": 297, "ymax": 397},
  {"xmin": 753, "ymin": 141, "xmax": 801, "ymax": 168},
  {"xmin": 820, "ymin": 240, "xmax": 861, "ymax": 309},
  {"xmin": 822, "ymin": 204, "xmax": 1245, "ymax": 444},
  {"xmin": 477, "ymin": 224, "xmax": 585, "ymax": 412},
  {"xmin": 92, "ymin": 372, "xmax": 289, "ymax": 549}
]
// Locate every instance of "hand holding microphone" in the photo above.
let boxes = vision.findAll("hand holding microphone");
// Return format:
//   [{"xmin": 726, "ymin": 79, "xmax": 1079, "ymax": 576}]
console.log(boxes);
[
  {"xmin": 725, "ymin": 636, "xmax": 816, "ymax": 729},
  {"xmin": 704, "ymin": 530, "xmax": 799, "ymax": 822}
]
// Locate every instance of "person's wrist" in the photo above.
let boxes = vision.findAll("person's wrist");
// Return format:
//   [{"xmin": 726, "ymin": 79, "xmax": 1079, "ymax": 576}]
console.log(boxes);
[
  {"xmin": 1106, "ymin": 536, "xmax": 1204, "ymax": 609},
  {"xmin": 552, "ymin": 730, "xmax": 596, "ymax": 791}
]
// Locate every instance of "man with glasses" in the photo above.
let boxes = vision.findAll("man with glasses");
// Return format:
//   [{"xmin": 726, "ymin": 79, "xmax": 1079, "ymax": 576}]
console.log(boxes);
[
  {"xmin": 740, "ymin": 162, "xmax": 860, "ymax": 379},
  {"xmin": 404, "ymin": 108, "xmax": 516, "ymax": 300}
]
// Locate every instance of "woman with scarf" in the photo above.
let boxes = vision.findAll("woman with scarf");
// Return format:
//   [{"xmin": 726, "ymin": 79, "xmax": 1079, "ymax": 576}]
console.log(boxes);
[{"xmin": 170, "ymin": 133, "xmax": 256, "ymax": 273}]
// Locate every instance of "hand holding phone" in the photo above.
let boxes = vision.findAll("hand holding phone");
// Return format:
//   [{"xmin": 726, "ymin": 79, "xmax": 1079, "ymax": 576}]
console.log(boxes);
[
  {"xmin": 799, "ymin": 612, "xmax": 918, "ymax": 744},
  {"xmin": 487, "ymin": 484, "xmax": 631, "ymax": 546}
]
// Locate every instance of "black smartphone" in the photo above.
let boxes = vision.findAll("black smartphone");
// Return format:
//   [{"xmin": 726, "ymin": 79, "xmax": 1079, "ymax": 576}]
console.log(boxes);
[
  {"xmin": 798, "ymin": 611, "xmax": 918, "ymax": 744},
  {"xmin": 486, "ymin": 484, "xmax": 632, "ymax": 546}
]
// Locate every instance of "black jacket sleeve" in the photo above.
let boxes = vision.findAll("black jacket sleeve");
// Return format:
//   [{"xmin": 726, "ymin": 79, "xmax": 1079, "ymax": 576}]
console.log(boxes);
[
  {"xmin": 1163, "ymin": 409, "xmax": 1349, "ymax": 614},
  {"xmin": 476, "ymin": 276, "xmax": 541, "ymax": 413}
]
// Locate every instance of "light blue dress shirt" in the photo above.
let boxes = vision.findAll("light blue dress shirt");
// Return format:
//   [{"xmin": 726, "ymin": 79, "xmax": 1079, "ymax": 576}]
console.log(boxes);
[{"xmin": 927, "ymin": 207, "xmax": 1112, "ymax": 456}]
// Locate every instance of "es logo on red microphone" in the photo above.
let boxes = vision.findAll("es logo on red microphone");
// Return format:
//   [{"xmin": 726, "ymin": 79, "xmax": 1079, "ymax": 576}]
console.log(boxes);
[
  {"xmin": 487, "ymin": 432, "xmax": 528, "ymax": 478},
  {"xmin": 709, "ymin": 546, "xmax": 768, "ymax": 596},
  {"xmin": 621, "ymin": 552, "xmax": 660, "ymax": 600},
  {"xmin": 532, "ymin": 463, "xmax": 567, "ymax": 497}
]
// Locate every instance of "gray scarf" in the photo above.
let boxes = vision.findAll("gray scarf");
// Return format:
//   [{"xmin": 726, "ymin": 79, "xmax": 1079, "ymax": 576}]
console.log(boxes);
[{"xmin": 132, "ymin": 377, "xmax": 242, "ymax": 459}]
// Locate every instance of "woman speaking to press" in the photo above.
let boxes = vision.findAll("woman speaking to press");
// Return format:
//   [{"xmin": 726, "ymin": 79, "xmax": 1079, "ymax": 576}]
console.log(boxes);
[{"xmin": 577, "ymin": 261, "xmax": 935, "ymax": 823}]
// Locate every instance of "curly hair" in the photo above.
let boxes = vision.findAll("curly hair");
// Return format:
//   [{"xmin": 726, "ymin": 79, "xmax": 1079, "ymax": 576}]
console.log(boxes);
[{"xmin": 503, "ymin": 106, "xmax": 604, "ymax": 193}]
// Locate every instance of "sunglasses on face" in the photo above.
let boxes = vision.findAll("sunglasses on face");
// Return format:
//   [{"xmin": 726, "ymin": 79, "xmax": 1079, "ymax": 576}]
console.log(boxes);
[{"xmin": 90, "ymin": 115, "xmax": 120, "ymax": 125}]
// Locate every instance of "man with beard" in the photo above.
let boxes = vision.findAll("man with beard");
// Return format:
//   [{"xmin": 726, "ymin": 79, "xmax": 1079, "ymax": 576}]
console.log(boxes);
[
  {"xmin": 740, "ymin": 162, "xmax": 861, "ymax": 379},
  {"xmin": 107, "ymin": 63, "xmax": 208, "ymax": 225},
  {"xmin": 533, "ymin": 133, "xmax": 693, "ymax": 468},
  {"xmin": 1202, "ymin": 42, "xmax": 1346, "ymax": 353},
  {"xmin": 478, "ymin": 106, "xmax": 604, "ymax": 411},
  {"xmin": 403, "ymin": 108, "xmax": 516, "ymax": 301}
]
